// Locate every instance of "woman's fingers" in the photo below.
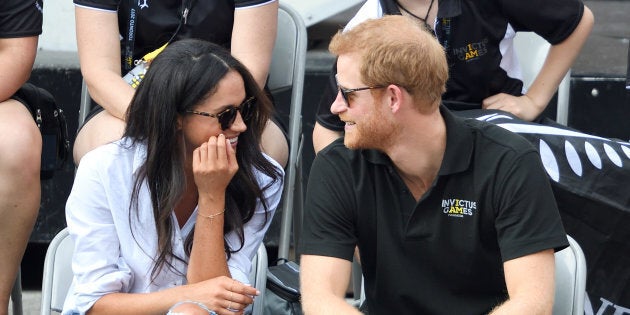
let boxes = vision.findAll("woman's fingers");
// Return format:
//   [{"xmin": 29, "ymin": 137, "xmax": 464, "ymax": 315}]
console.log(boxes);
[
  {"xmin": 220, "ymin": 279, "xmax": 257, "ymax": 314},
  {"xmin": 209, "ymin": 135, "xmax": 219, "ymax": 166},
  {"xmin": 226, "ymin": 137, "xmax": 239, "ymax": 175}
]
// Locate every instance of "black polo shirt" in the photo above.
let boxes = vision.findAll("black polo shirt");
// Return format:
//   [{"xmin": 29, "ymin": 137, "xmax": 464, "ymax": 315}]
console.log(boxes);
[
  {"xmin": 301, "ymin": 106, "xmax": 568, "ymax": 314},
  {"xmin": 0, "ymin": 0, "xmax": 42, "ymax": 38},
  {"xmin": 316, "ymin": 0, "xmax": 584, "ymax": 130}
]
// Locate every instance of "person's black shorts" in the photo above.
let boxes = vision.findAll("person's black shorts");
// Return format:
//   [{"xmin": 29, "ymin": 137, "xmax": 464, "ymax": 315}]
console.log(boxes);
[{"xmin": 11, "ymin": 83, "xmax": 69, "ymax": 178}]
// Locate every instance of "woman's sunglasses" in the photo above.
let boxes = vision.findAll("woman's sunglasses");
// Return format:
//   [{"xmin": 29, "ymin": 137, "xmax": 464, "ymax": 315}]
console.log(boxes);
[{"xmin": 186, "ymin": 96, "xmax": 255, "ymax": 130}]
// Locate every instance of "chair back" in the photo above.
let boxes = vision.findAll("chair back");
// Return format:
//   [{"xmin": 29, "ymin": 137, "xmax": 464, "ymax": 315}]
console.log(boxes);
[
  {"xmin": 270, "ymin": 2, "xmax": 308, "ymax": 261},
  {"xmin": 513, "ymin": 32, "xmax": 571, "ymax": 125},
  {"xmin": 249, "ymin": 244, "xmax": 269, "ymax": 315},
  {"xmin": 553, "ymin": 235, "xmax": 587, "ymax": 315},
  {"xmin": 41, "ymin": 228, "xmax": 268, "ymax": 315},
  {"xmin": 40, "ymin": 228, "xmax": 73, "ymax": 315}
]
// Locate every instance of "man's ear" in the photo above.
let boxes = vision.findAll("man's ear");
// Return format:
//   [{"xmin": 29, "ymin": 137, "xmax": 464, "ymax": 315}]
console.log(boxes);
[{"xmin": 388, "ymin": 85, "xmax": 404, "ymax": 114}]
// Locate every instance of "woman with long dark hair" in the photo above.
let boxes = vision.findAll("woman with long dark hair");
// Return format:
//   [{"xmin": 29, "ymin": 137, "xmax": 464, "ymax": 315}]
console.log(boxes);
[{"xmin": 63, "ymin": 39, "xmax": 284, "ymax": 315}]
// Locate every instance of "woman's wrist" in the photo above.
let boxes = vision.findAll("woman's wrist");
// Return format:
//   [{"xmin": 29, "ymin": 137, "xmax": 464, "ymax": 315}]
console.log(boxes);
[
  {"xmin": 167, "ymin": 300, "xmax": 217, "ymax": 315},
  {"xmin": 198, "ymin": 208, "xmax": 226, "ymax": 224}
]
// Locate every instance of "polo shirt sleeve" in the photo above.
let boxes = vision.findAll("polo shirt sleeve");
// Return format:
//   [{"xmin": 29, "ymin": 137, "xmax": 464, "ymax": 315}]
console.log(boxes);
[
  {"xmin": 73, "ymin": 0, "xmax": 119, "ymax": 11},
  {"xmin": 235, "ymin": 0, "xmax": 276, "ymax": 9},
  {"xmin": 0, "ymin": 0, "xmax": 42, "ymax": 38},
  {"xmin": 494, "ymin": 150, "xmax": 569, "ymax": 262},
  {"xmin": 499, "ymin": 0, "xmax": 584, "ymax": 44},
  {"xmin": 300, "ymin": 149, "xmax": 358, "ymax": 262}
]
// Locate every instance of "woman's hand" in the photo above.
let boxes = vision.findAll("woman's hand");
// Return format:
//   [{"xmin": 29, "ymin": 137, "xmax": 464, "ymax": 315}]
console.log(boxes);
[
  {"xmin": 482, "ymin": 93, "xmax": 541, "ymax": 121},
  {"xmin": 192, "ymin": 134, "xmax": 239, "ymax": 197},
  {"xmin": 183, "ymin": 276, "xmax": 259, "ymax": 315}
]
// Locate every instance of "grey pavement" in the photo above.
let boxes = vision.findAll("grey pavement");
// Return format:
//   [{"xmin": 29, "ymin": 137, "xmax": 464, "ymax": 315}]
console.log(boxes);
[
  {"xmin": 9, "ymin": 290, "xmax": 41, "ymax": 315},
  {"xmin": 574, "ymin": 0, "xmax": 630, "ymax": 77}
]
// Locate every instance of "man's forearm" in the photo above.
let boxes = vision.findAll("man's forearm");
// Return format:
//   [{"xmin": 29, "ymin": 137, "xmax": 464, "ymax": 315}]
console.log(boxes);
[
  {"xmin": 302, "ymin": 292, "xmax": 362, "ymax": 315},
  {"xmin": 488, "ymin": 298, "xmax": 552, "ymax": 315}
]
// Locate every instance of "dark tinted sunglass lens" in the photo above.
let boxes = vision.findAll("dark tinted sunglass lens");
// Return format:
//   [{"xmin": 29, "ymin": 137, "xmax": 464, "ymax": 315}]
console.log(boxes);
[
  {"xmin": 218, "ymin": 108, "xmax": 237, "ymax": 130},
  {"xmin": 340, "ymin": 89, "xmax": 349, "ymax": 104},
  {"xmin": 241, "ymin": 98, "xmax": 255, "ymax": 120}
]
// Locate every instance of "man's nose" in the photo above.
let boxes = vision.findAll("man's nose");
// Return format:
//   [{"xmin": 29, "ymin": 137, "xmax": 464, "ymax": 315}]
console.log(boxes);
[{"xmin": 330, "ymin": 90, "xmax": 347, "ymax": 115}]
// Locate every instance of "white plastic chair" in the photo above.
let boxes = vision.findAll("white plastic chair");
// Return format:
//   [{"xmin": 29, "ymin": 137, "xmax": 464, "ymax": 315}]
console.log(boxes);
[
  {"xmin": 40, "ymin": 228, "xmax": 73, "ymax": 315},
  {"xmin": 553, "ymin": 235, "xmax": 588, "ymax": 315},
  {"xmin": 40, "ymin": 228, "xmax": 269, "ymax": 315},
  {"xmin": 10, "ymin": 269, "xmax": 22, "ymax": 315},
  {"xmin": 249, "ymin": 242, "xmax": 268, "ymax": 315},
  {"xmin": 513, "ymin": 32, "xmax": 571, "ymax": 125},
  {"xmin": 354, "ymin": 234, "xmax": 588, "ymax": 314}
]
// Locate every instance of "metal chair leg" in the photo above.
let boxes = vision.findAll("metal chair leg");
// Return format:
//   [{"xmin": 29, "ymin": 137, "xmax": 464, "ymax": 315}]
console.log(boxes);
[{"xmin": 10, "ymin": 268, "xmax": 23, "ymax": 315}]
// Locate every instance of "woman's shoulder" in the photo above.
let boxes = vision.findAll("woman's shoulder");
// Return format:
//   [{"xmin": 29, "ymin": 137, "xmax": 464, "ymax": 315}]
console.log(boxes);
[
  {"xmin": 79, "ymin": 138, "xmax": 142, "ymax": 172},
  {"xmin": 257, "ymin": 153, "xmax": 285, "ymax": 179}
]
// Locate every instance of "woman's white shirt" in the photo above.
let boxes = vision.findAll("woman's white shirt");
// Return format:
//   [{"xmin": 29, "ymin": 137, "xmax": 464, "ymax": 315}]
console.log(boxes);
[{"xmin": 62, "ymin": 138, "xmax": 284, "ymax": 314}]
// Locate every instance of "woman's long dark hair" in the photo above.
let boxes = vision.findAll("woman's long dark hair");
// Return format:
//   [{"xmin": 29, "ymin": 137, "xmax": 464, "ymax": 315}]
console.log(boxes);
[{"xmin": 123, "ymin": 39, "xmax": 282, "ymax": 280}]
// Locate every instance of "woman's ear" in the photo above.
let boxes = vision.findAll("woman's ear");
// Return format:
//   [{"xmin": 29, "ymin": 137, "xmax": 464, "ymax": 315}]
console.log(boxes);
[{"xmin": 176, "ymin": 116, "xmax": 183, "ymax": 130}]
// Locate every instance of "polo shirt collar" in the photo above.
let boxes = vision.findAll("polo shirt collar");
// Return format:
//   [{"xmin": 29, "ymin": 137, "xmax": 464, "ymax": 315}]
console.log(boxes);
[
  {"xmin": 436, "ymin": 0, "xmax": 462, "ymax": 18},
  {"xmin": 438, "ymin": 105, "xmax": 473, "ymax": 175},
  {"xmin": 361, "ymin": 105, "xmax": 473, "ymax": 175}
]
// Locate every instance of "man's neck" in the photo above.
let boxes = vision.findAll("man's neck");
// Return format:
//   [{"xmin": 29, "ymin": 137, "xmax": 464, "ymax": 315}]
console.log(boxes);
[{"xmin": 385, "ymin": 109, "xmax": 446, "ymax": 200}]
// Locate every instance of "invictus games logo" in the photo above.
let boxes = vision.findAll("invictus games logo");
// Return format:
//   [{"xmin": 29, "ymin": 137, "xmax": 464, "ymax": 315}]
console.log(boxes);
[
  {"xmin": 442, "ymin": 198, "xmax": 477, "ymax": 217},
  {"xmin": 34, "ymin": 0, "xmax": 43, "ymax": 13},
  {"xmin": 451, "ymin": 38, "xmax": 488, "ymax": 62},
  {"xmin": 138, "ymin": 0, "xmax": 149, "ymax": 9}
]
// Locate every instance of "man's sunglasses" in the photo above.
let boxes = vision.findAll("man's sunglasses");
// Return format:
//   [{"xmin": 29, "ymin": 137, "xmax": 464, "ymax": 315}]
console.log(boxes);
[
  {"xmin": 185, "ymin": 96, "xmax": 255, "ymax": 130},
  {"xmin": 335, "ymin": 74, "xmax": 385, "ymax": 106}
]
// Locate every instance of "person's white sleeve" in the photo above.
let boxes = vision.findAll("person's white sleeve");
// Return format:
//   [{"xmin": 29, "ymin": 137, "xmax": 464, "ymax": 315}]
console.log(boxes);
[
  {"xmin": 226, "ymin": 155, "xmax": 284, "ymax": 284},
  {"xmin": 344, "ymin": 0, "xmax": 383, "ymax": 31},
  {"xmin": 63, "ymin": 150, "xmax": 133, "ymax": 314}
]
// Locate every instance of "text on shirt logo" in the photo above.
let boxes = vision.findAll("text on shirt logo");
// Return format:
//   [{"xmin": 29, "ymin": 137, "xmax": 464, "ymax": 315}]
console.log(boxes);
[
  {"xmin": 451, "ymin": 38, "xmax": 489, "ymax": 62},
  {"xmin": 442, "ymin": 198, "xmax": 477, "ymax": 217}
]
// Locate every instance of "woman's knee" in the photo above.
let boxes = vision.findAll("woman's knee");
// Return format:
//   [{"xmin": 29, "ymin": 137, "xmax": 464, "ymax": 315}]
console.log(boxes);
[
  {"xmin": 261, "ymin": 120, "xmax": 289, "ymax": 168},
  {"xmin": 0, "ymin": 102, "xmax": 42, "ymax": 172},
  {"xmin": 73, "ymin": 112, "xmax": 125, "ymax": 164}
]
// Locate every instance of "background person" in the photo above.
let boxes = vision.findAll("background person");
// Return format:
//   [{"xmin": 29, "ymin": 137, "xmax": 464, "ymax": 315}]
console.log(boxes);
[
  {"xmin": 62, "ymin": 39, "xmax": 284, "ymax": 315},
  {"xmin": 312, "ymin": 0, "xmax": 594, "ymax": 153},
  {"xmin": 0, "ymin": 1, "xmax": 43, "ymax": 314},
  {"xmin": 300, "ymin": 16, "xmax": 569, "ymax": 314},
  {"xmin": 72, "ymin": 0, "xmax": 288, "ymax": 167}
]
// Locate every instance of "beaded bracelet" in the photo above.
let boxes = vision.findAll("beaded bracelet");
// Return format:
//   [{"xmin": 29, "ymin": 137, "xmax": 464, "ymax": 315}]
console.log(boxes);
[{"xmin": 198, "ymin": 208, "xmax": 226, "ymax": 223}]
